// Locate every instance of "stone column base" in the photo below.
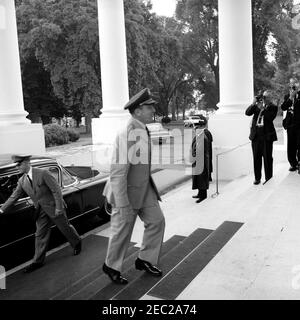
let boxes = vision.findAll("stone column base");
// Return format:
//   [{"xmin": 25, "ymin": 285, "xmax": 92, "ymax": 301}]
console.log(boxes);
[
  {"xmin": 209, "ymin": 110, "xmax": 255, "ymax": 180},
  {"xmin": 0, "ymin": 124, "xmax": 45, "ymax": 155},
  {"xmin": 92, "ymin": 111, "xmax": 130, "ymax": 145}
]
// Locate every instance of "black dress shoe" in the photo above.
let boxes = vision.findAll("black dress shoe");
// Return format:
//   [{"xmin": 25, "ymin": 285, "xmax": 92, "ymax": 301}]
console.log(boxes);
[
  {"xmin": 196, "ymin": 198, "xmax": 203, "ymax": 203},
  {"xmin": 289, "ymin": 166, "xmax": 297, "ymax": 172},
  {"xmin": 135, "ymin": 258, "xmax": 162, "ymax": 277},
  {"xmin": 102, "ymin": 263, "xmax": 128, "ymax": 284},
  {"xmin": 253, "ymin": 180, "xmax": 260, "ymax": 185},
  {"xmin": 23, "ymin": 262, "xmax": 44, "ymax": 273},
  {"xmin": 73, "ymin": 240, "xmax": 82, "ymax": 256}
]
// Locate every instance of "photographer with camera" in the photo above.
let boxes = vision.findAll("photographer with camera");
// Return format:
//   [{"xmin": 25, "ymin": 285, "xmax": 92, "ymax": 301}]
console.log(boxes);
[
  {"xmin": 245, "ymin": 90, "xmax": 278, "ymax": 185},
  {"xmin": 281, "ymin": 78, "xmax": 300, "ymax": 172}
]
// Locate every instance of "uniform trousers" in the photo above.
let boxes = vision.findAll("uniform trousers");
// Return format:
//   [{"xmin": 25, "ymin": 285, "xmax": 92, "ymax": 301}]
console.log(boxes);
[{"xmin": 105, "ymin": 200, "xmax": 165, "ymax": 272}]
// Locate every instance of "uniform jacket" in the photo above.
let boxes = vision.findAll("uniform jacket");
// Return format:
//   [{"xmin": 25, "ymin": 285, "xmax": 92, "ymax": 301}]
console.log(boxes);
[
  {"xmin": 1, "ymin": 167, "xmax": 65, "ymax": 217},
  {"xmin": 103, "ymin": 117, "xmax": 161, "ymax": 209},
  {"xmin": 245, "ymin": 102, "xmax": 278, "ymax": 141}
]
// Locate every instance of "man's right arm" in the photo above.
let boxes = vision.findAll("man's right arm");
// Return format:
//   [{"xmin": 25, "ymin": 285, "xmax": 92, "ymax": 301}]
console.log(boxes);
[{"xmin": 245, "ymin": 98, "xmax": 259, "ymax": 116}]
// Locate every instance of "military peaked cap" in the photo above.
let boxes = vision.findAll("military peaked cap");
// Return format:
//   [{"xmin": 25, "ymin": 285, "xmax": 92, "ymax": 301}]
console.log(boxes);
[
  {"xmin": 12, "ymin": 154, "xmax": 32, "ymax": 163},
  {"xmin": 124, "ymin": 88, "xmax": 158, "ymax": 111}
]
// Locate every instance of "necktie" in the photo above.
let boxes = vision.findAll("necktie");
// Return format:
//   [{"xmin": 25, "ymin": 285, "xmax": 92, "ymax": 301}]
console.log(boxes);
[
  {"xmin": 257, "ymin": 106, "xmax": 264, "ymax": 127},
  {"xmin": 27, "ymin": 174, "xmax": 33, "ymax": 188}
]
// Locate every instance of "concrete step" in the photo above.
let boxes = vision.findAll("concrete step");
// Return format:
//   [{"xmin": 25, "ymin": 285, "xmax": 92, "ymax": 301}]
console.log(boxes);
[
  {"xmin": 0, "ymin": 235, "xmax": 116, "ymax": 300},
  {"xmin": 177, "ymin": 169, "xmax": 299, "ymax": 299},
  {"xmin": 50, "ymin": 243, "xmax": 139, "ymax": 300},
  {"xmin": 145, "ymin": 221, "xmax": 243, "ymax": 300},
  {"xmin": 159, "ymin": 163, "xmax": 289, "ymax": 238},
  {"xmin": 66, "ymin": 234, "xmax": 186, "ymax": 300},
  {"xmin": 93, "ymin": 228, "xmax": 212, "ymax": 300}
]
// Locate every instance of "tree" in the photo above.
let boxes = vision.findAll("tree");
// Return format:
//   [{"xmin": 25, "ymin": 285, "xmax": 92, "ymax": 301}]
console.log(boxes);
[
  {"xmin": 175, "ymin": 0, "xmax": 219, "ymax": 111},
  {"xmin": 252, "ymin": 0, "xmax": 294, "ymax": 93},
  {"xmin": 16, "ymin": 0, "xmax": 101, "ymax": 132},
  {"xmin": 125, "ymin": 1, "xmax": 184, "ymax": 116},
  {"xmin": 22, "ymin": 56, "xmax": 66, "ymax": 123}
]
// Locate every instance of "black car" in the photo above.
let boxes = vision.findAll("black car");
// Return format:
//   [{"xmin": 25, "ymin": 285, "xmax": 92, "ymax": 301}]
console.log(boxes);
[{"xmin": 0, "ymin": 155, "xmax": 109, "ymax": 269}]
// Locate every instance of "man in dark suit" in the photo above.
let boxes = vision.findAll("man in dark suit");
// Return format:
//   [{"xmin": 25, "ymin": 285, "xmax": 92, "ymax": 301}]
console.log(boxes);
[
  {"xmin": 0, "ymin": 155, "xmax": 82, "ymax": 273},
  {"xmin": 102, "ymin": 88, "xmax": 165, "ymax": 284},
  {"xmin": 191, "ymin": 116, "xmax": 213, "ymax": 203},
  {"xmin": 281, "ymin": 78, "xmax": 300, "ymax": 171},
  {"xmin": 245, "ymin": 90, "xmax": 278, "ymax": 185}
]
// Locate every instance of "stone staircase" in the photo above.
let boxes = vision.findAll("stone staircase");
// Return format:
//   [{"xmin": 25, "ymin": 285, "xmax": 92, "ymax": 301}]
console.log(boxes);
[
  {"xmin": 48, "ymin": 222, "xmax": 242, "ymax": 301},
  {"xmin": 2, "ymin": 162, "xmax": 299, "ymax": 300}
]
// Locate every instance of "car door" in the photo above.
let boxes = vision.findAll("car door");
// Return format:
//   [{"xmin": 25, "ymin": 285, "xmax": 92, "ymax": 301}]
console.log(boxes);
[
  {"xmin": 75, "ymin": 173, "xmax": 108, "ymax": 219},
  {"xmin": 0, "ymin": 169, "xmax": 36, "ymax": 263}
]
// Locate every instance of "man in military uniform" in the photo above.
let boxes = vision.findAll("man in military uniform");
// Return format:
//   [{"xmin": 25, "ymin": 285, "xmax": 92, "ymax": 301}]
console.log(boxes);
[{"xmin": 102, "ymin": 88, "xmax": 165, "ymax": 284}]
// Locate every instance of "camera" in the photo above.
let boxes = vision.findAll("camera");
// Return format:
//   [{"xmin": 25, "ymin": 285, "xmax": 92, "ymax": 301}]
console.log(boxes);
[
  {"xmin": 291, "ymin": 85, "xmax": 296, "ymax": 91},
  {"xmin": 255, "ymin": 94, "xmax": 263, "ymax": 103}
]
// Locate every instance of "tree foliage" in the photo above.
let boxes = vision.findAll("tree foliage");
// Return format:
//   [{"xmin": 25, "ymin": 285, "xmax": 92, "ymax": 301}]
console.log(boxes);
[
  {"xmin": 17, "ymin": 0, "xmax": 101, "ymax": 132},
  {"xmin": 15, "ymin": 0, "xmax": 300, "ymax": 125},
  {"xmin": 174, "ymin": 0, "xmax": 219, "ymax": 111}
]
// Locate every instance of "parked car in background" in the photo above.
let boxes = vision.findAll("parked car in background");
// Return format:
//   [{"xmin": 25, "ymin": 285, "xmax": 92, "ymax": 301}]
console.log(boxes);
[
  {"xmin": 184, "ymin": 115, "xmax": 208, "ymax": 127},
  {"xmin": 146, "ymin": 122, "xmax": 173, "ymax": 144},
  {"xmin": 184, "ymin": 115, "xmax": 202, "ymax": 127},
  {"xmin": 0, "ymin": 155, "xmax": 109, "ymax": 263}
]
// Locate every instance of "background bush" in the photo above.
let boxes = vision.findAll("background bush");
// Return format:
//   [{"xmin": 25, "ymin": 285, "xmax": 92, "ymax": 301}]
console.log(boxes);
[
  {"xmin": 66, "ymin": 128, "xmax": 80, "ymax": 142},
  {"xmin": 44, "ymin": 124, "xmax": 71, "ymax": 147},
  {"xmin": 161, "ymin": 116, "xmax": 171, "ymax": 124}
]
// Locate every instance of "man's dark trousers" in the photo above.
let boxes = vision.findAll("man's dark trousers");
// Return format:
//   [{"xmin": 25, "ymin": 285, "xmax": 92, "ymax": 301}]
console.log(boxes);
[
  {"xmin": 251, "ymin": 137, "xmax": 273, "ymax": 182},
  {"xmin": 286, "ymin": 126, "xmax": 300, "ymax": 167}
]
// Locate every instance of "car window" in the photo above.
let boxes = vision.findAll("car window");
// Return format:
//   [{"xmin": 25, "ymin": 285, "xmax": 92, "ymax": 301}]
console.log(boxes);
[
  {"xmin": 61, "ymin": 168, "xmax": 76, "ymax": 187},
  {"xmin": 0, "ymin": 173, "xmax": 23, "ymax": 204}
]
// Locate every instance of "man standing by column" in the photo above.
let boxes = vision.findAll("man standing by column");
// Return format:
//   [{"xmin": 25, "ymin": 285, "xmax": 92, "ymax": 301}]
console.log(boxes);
[
  {"xmin": 245, "ymin": 90, "xmax": 278, "ymax": 185},
  {"xmin": 0, "ymin": 155, "xmax": 82, "ymax": 273},
  {"xmin": 102, "ymin": 88, "xmax": 165, "ymax": 284},
  {"xmin": 281, "ymin": 78, "xmax": 300, "ymax": 171}
]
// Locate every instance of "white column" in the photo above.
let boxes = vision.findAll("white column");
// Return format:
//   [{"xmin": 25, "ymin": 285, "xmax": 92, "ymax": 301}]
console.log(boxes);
[
  {"xmin": 209, "ymin": 0, "xmax": 254, "ymax": 180},
  {"xmin": 0, "ymin": 0, "xmax": 45, "ymax": 155},
  {"xmin": 92, "ymin": 0, "xmax": 129, "ymax": 171},
  {"xmin": 92, "ymin": 0, "xmax": 129, "ymax": 146},
  {"xmin": 218, "ymin": 0, "xmax": 253, "ymax": 112}
]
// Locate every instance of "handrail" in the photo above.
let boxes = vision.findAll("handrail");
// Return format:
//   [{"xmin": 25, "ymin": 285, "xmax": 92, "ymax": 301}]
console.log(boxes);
[{"xmin": 212, "ymin": 127, "xmax": 284, "ymax": 197}]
